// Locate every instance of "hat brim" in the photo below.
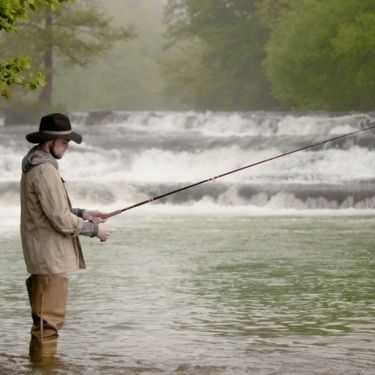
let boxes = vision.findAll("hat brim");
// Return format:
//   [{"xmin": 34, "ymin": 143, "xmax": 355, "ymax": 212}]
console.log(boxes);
[{"xmin": 26, "ymin": 131, "xmax": 82, "ymax": 144}]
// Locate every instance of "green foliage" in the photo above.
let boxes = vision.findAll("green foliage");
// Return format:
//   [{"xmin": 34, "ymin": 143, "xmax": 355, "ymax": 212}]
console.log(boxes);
[
  {"xmin": 0, "ymin": 0, "xmax": 72, "ymax": 32},
  {"xmin": 0, "ymin": 0, "xmax": 73, "ymax": 100},
  {"xmin": 255, "ymin": 0, "xmax": 292, "ymax": 30},
  {"xmin": 162, "ymin": 0, "xmax": 279, "ymax": 111},
  {"xmin": 263, "ymin": 0, "xmax": 375, "ymax": 111},
  {"xmin": 0, "ymin": 55, "xmax": 45, "ymax": 99},
  {"xmin": 1, "ymin": 0, "xmax": 135, "ymax": 107}
]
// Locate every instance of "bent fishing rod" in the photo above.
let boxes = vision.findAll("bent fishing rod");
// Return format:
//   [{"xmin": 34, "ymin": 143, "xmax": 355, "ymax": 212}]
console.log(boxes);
[{"xmin": 105, "ymin": 123, "xmax": 375, "ymax": 218}]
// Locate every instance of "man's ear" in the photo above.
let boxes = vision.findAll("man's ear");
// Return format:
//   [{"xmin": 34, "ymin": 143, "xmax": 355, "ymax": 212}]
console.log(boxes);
[{"xmin": 39, "ymin": 140, "xmax": 53, "ymax": 149}]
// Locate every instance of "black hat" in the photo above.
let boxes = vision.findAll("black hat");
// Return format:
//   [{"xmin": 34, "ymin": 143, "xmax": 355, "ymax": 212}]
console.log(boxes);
[{"xmin": 26, "ymin": 113, "xmax": 82, "ymax": 144}]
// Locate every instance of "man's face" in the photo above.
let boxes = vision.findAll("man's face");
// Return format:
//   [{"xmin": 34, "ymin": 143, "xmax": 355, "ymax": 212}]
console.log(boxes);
[{"xmin": 49, "ymin": 138, "xmax": 70, "ymax": 159}]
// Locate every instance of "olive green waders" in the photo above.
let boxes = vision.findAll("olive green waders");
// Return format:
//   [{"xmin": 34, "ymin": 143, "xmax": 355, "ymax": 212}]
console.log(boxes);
[{"xmin": 26, "ymin": 274, "xmax": 68, "ymax": 360}]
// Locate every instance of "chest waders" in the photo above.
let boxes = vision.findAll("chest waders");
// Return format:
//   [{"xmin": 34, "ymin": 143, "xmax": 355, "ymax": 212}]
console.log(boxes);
[{"xmin": 26, "ymin": 274, "xmax": 68, "ymax": 362}]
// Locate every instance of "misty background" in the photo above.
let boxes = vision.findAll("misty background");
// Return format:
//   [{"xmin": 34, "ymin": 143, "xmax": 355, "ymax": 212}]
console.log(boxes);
[
  {"xmin": 1, "ymin": 0, "xmax": 375, "ymax": 117},
  {"xmin": 54, "ymin": 0, "xmax": 172, "ymax": 112}
]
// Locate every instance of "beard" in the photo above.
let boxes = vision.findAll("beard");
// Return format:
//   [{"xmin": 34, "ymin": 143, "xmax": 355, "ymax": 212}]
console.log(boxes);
[{"xmin": 49, "ymin": 140, "xmax": 64, "ymax": 159}]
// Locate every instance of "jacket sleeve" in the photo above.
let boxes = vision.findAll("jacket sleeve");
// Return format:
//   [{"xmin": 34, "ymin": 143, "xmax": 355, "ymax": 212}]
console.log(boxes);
[
  {"xmin": 72, "ymin": 208, "xmax": 85, "ymax": 217},
  {"xmin": 33, "ymin": 163, "xmax": 84, "ymax": 236},
  {"xmin": 71, "ymin": 207, "xmax": 99, "ymax": 237}
]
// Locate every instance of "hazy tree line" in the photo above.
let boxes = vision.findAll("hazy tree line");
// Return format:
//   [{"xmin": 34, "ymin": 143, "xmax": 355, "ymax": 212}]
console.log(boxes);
[
  {"xmin": 162, "ymin": 0, "xmax": 278, "ymax": 111},
  {"xmin": 1, "ymin": 0, "xmax": 134, "ymax": 104},
  {"xmin": 163, "ymin": 0, "xmax": 375, "ymax": 112},
  {"xmin": 1, "ymin": 0, "xmax": 375, "ymax": 117}
]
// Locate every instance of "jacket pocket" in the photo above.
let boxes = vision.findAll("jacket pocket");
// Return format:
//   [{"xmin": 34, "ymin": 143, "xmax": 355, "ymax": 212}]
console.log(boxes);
[{"xmin": 54, "ymin": 233, "xmax": 73, "ymax": 264}]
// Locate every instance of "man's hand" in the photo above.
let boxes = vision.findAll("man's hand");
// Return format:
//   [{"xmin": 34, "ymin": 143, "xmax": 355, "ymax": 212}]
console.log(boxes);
[
  {"xmin": 97, "ymin": 223, "xmax": 112, "ymax": 242},
  {"xmin": 83, "ymin": 210, "xmax": 108, "ymax": 224}
]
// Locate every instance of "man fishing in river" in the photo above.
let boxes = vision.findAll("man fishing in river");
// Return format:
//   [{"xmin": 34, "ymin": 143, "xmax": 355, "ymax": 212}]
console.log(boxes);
[
  {"xmin": 19, "ymin": 113, "xmax": 375, "ymax": 364},
  {"xmin": 20, "ymin": 113, "xmax": 112, "ymax": 361}
]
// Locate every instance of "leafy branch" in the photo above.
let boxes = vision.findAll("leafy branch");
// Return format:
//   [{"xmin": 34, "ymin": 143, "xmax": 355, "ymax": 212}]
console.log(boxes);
[
  {"xmin": 0, "ymin": 56, "xmax": 45, "ymax": 99},
  {"xmin": 0, "ymin": 0, "xmax": 73, "ymax": 99}
]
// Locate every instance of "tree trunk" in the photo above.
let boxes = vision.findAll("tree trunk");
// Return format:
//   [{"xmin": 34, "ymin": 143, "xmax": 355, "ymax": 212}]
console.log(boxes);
[{"xmin": 39, "ymin": 9, "xmax": 53, "ymax": 107}]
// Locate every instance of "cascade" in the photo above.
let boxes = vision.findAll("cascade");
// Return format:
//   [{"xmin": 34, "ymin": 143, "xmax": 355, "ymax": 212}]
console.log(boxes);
[{"xmin": 2, "ymin": 111, "xmax": 375, "ymax": 213}]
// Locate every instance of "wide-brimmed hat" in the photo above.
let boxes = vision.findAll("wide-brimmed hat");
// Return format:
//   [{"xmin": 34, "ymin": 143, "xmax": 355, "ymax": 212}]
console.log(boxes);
[{"xmin": 26, "ymin": 113, "xmax": 82, "ymax": 144}]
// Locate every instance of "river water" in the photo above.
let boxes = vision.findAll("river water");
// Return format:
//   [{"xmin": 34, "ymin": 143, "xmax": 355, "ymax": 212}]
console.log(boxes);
[{"xmin": 0, "ymin": 111, "xmax": 375, "ymax": 374}]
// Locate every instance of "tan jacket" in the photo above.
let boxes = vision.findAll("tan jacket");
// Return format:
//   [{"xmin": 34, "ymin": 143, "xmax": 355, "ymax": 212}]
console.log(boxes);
[{"xmin": 20, "ymin": 163, "xmax": 86, "ymax": 274}]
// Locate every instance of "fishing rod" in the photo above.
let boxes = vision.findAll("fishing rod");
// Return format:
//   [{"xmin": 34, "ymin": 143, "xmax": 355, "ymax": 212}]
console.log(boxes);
[{"xmin": 105, "ymin": 123, "xmax": 375, "ymax": 218}]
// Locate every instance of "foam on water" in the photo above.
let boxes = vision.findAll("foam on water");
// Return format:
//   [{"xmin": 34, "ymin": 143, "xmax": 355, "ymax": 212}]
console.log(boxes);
[{"xmin": 2, "ymin": 110, "xmax": 375, "ymax": 234}]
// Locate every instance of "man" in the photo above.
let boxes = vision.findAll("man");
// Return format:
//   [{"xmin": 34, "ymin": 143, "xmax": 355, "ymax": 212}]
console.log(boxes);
[{"xmin": 20, "ymin": 113, "xmax": 112, "ymax": 361}]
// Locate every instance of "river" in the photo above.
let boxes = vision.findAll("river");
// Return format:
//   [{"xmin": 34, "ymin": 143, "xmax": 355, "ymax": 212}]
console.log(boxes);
[{"xmin": 0, "ymin": 111, "xmax": 374, "ymax": 374}]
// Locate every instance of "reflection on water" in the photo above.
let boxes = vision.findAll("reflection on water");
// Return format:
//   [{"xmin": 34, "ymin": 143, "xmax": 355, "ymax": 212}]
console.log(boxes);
[{"xmin": 1, "ymin": 215, "xmax": 375, "ymax": 374}]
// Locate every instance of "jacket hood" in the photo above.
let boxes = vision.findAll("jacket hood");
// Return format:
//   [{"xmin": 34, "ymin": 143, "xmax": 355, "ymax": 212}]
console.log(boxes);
[{"xmin": 22, "ymin": 146, "xmax": 58, "ymax": 173}]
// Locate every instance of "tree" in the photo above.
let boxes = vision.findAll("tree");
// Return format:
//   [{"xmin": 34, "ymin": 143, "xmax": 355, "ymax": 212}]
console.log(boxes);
[
  {"xmin": 0, "ymin": 0, "xmax": 72, "ymax": 99},
  {"xmin": 162, "ymin": 0, "xmax": 279, "ymax": 111},
  {"xmin": 53, "ymin": 0, "xmax": 169, "ymax": 112},
  {"xmin": 0, "ymin": 0, "xmax": 135, "ymax": 106},
  {"xmin": 263, "ymin": 0, "xmax": 375, "ymax": 111},
  {"xmin": 255, "ymin": 0, "xmax": 292, "ymax": 31}
]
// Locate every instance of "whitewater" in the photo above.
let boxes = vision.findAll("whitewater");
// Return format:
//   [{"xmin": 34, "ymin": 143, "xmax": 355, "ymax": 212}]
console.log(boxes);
[{"xmin": 2, "ymin": 111, "xmax": 375, "ymax": 227}]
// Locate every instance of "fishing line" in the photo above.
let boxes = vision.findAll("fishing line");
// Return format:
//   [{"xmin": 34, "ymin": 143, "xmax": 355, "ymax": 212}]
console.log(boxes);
[{"xmin": 105, "ymin": 124, "xmax": 375, "ymax": 218}]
